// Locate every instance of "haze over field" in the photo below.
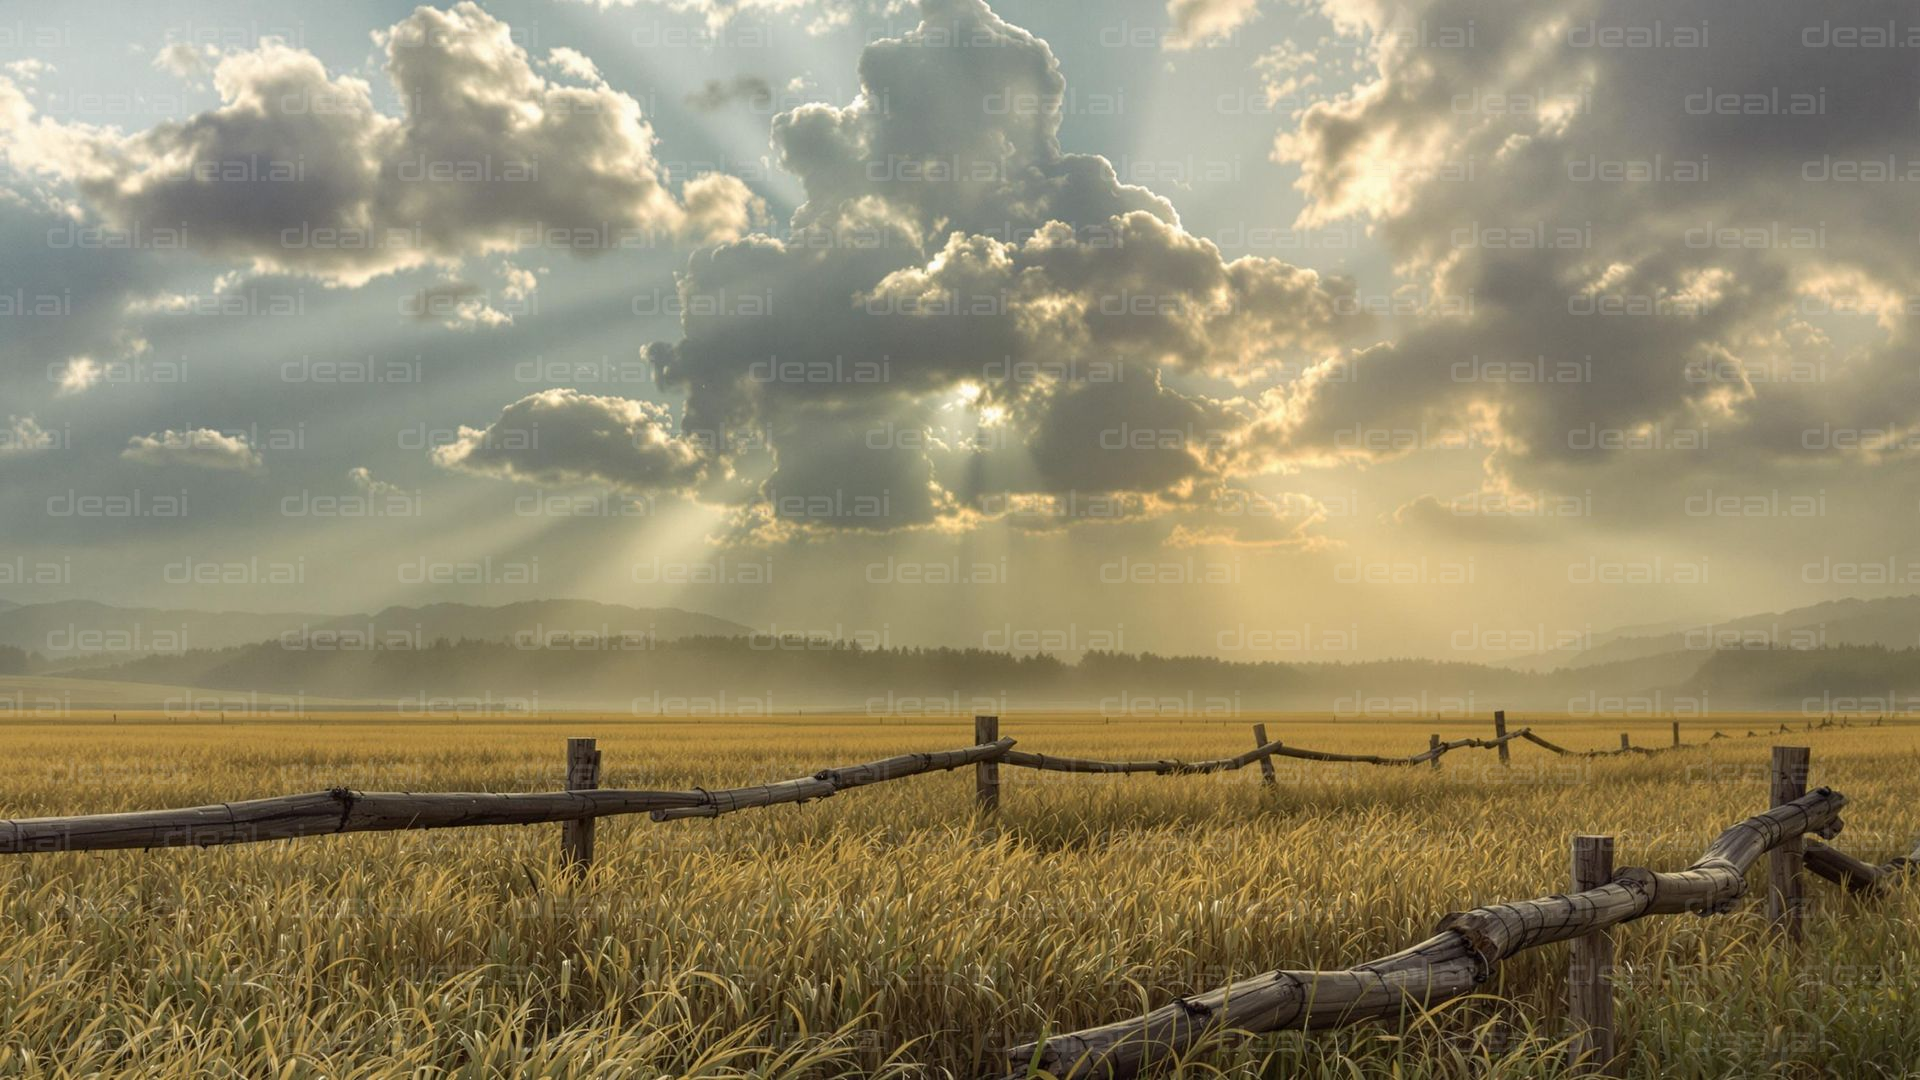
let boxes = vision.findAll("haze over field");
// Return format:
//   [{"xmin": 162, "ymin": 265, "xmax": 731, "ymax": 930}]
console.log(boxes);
[{"xmin": 0, "ymin": 593, "xmax": 1914, "ymax": 714}]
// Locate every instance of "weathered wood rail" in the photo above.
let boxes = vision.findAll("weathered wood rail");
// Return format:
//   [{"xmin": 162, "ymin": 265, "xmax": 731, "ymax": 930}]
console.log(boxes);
[
  {"xmin": 1003, "ymin": 781, "xmax": 1870, "ymax": 1078},
  {"xmin": 1805, "ymin": 836, "xmax": 1920, "ymax": 894},
  {"xmin": 650, "ymin": 739, "xmax": 1014, "ymax": 821},
  {"xmin": 0, "ymin": 739, "xmax": 1014, "ymax": 854},
  {"xmin": 1000, "ymin": 743, "xmax": 1910, "ymax": 1079},
  {"xmin": 0, "ymin": 787, "xmax": 699, "ymax": 854},
  {"xmin": 1001, "ymin": 731, "xmax": 1527, "ymax": 774}
]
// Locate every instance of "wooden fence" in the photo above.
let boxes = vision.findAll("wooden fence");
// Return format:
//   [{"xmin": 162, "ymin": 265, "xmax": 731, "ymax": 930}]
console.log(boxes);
[
  {"xmin": 0, "ymin": 712, "xmax": 1840, "ymax": 856},
  {"xmin": 0, "ymin": 715, "xmax": 1897, "ymax": 1079},
  {"xmin": 1002, "ymin": 744, "xmax": 1915, "ymax": 1078}
]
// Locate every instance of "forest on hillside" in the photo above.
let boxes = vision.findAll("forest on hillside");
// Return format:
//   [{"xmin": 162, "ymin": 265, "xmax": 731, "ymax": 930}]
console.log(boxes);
[{"xmin": 61, "ymin": 635, "xmax": 1920, "ymax": 714}]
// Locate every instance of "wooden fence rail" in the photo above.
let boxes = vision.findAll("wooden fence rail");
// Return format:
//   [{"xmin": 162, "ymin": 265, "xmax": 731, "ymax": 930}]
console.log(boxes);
[
  {"xmin": 1002, "ymin": 782, "xmax": 1852, "ymax": 1078},
  {"xmin": 1804, "ymin": 837, "xmax": 1920, "ymax": 894},
  {"xmin": 651, "ymin": 739, "xmax": 1015, "ymax": 821},
  {"xmin": 0, "ymin": 739, "xmax": 1015, "ymax": 854},
  {"xmin": 1001, "ymin": 730, "xmax": 1530, "ymax": 775},
  {"xmin": 999, "ymin": 714, "xmax": 1811, "ymax": 776}
]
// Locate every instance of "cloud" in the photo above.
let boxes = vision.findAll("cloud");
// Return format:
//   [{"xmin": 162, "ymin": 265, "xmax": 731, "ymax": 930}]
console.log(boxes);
[
  {"xmin": 122, "ymin": 429, "xmax": 264, "ymax": 472},
  {"xmin": 431, "ymin": 388, "xmax": 707, "ymax": 491},
  {"xmin": 571, "ymin": 0, "xmax": 864, "ymax": 34},
  {"xmin": 680, "ymin": 173, "xmax": 763, "ymax": 243},
  {"xmin": 1388, "ymin": 493, "xmax": 1568, "ymax": 545},
  {"xmin": 0, "ymin": 206, "xmax": 175, "ymax": 402},
  {"xmin": 499, "ymin": 261, "xmax": 540, "ymax": 302},
  {"xmin": 405, "ymin": 279, "xmax": 511, "ymax": 330},
  {"xmin": 55, "ymin": 357, "xmax": 103, "ymax": 395},
  {"xmin": 0, "ymin": 415, "xmax": 55, "ymax": 455},
  {"xmin": 1164, "ymin": 489, "xmax": 1328, "ymax": 548},
  {"xmin": 1255, "ymin": 0, "xmax": 1920, "ymax": 518},
  {"xmin": 0, "ymin": 3, "xmax": 754, "ymax": 286},
  {"xmin": 347, "ymin": 466, "xmax": 403, "ymax": 495},
  {"xmin": 406, "ymin": 280, "xmax": 486, "ymax": 319},
  {"xmin": 685, "ymin": 75, "xmax": 774, "ymax": 112},
  {"xmin": 400, "ymin": 261, "xmax": 547, "ymax": 329},
  {"xmin": 542, "ymin": 46, "xmax": 604, "ymax": 84},
  {"xmin": 152, "ymin": 42, "xmax": 214, "ymax": 81},
  {"xmin": 438, "ymin": 0, "xmax": 1365, "ymax": 542},
  {"xmin": 3, "ymin": 60, "xmax": 53, "ymax": 82},
  {"xmin": 1164, "ymin": 0, "xmax": 1260, "ymax": 50}
]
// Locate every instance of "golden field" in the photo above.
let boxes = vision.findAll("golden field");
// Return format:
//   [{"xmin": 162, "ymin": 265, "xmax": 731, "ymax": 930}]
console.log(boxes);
[{"xmin": 0, "ymin": 712, "xmax": 1916, "ymax": 1079}]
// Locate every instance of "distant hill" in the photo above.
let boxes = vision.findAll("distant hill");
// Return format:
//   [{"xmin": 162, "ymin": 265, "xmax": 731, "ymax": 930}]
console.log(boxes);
[
  {"xmin": 0, "ymin": 599, "xmax": 755, "ymax": 660},
  {"xmin": 1499, "ymin": 595, "xmax": 1920, "ymax": 672},
  {"xmin": 1679, "ymin": 645, "xmax": 1920, "ymax": 712},
  {"xmin": 0, "ymin": 600, "xmax": 335, "ymax": 659},
  {"xmin": 1492, "ymin": 615, "xmax": 1721, "ymax": 674},
  {"xmin": 302, "ymin": 601, "xmax": 753, "ymax": 648}
]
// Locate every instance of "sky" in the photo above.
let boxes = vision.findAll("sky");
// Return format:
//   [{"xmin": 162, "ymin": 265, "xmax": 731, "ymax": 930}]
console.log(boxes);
[{"xmin": 0, "ymin": 0, "xmax": 1913, "ymax": 662}]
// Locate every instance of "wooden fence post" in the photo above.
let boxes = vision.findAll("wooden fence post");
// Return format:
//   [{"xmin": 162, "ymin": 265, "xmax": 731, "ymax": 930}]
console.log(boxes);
[
  {"xmin": 1252, "ymin": 724, "xmax": 1277, "ymax": 786},
  {"xmin": 1568, "ymin": 834, "xmax": 1620, "ymax": 1076},
  {"xmin": 1428, "ymin": 733, "xmax": 1441, "ymax": 770},
  {"xmin": 563, "ymin": 737, "xmax": 599, "ymax": 872},
  {"xmin": 1671, "ymin": 720, "xmax": 1680, "ymax": 748},
  {"xmin": 1494, "ymin": 711, "xmax": 1510, "ymax": 766},
  {"xmin": 1619, "ymin": 733, "xmax": 1630, "ymax": 752},
  {"xmin": 1768, "ymin": 746, "xmax": 1810, "ymax": 942},
  {"xmin": 975, "ymin": 715, "xmax": 1000, "ymax": 812}
]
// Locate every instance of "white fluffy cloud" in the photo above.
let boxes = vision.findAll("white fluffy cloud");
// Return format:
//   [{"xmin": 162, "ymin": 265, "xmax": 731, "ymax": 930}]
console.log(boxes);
[
  {"xmin": 347, "ymin": 466, "xmax": 403, "ymax": 495},
  {"xmin": 2, "ymin": 60, "xmax": 53, "ymax": 83},
  {"xmin": 0, "ymin": 3, "xmax": 755, "ymax": 286},
  {"xmin": 122, "ymin": 429, "xmax": 265, "ymax": 472},
  {"xmin": 54, "ymin": 357, "xmax": 103, "ymax": 396},
  {"xmin": 152, "ymin": 42, "xmax": 214, "ymax": 81},
  {"xmin": 432, "ymin": 389, "xmax": 707, "ymax": 491},
  {"xmin": 0, "ymin": 415, "xmax": 54, "ymax": 455},
  {"xmin": 439, "ymin": 0, "xmax": 1368, "ymax": 539}
]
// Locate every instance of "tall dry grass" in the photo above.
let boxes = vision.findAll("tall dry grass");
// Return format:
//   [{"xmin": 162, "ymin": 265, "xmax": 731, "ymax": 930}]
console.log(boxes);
[{"xmin": 0, "ymin": 714, "xmax": 1915, "ymax": 1078}]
